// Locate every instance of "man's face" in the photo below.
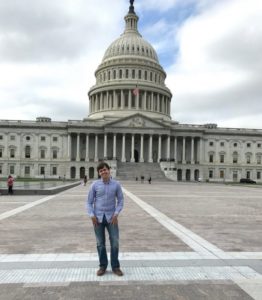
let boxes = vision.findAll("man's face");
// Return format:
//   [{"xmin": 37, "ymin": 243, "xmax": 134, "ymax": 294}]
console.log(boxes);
[{"xmin": 98, "ymin": 167, "xmax": 110, "ymax": 181}]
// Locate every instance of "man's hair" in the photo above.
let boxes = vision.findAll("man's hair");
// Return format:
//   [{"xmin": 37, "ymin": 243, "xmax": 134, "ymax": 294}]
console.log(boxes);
[{"xmin": 97, "ymin": 162, "xmax": 110, "ymax": 173}]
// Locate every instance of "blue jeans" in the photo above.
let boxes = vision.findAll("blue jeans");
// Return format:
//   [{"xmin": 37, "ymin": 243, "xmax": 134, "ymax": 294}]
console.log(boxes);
[{"xmin": 94, "ymin": 214, "xmax": 120, "ymax": 270}]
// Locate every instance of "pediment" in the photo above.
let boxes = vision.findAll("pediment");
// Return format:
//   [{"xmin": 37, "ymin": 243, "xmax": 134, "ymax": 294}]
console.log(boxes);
[{"xmin": 106, "ymin": 114, "xmax": 170, "ymax": 129}]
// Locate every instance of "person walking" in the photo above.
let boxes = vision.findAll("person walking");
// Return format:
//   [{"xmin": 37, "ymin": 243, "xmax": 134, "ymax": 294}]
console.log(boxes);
[
  {"xmin": 83, "ymin": 175, "xmax": 88, "ymax": 186},
  {"xmin": 7, "ymin": 175, "xmax": 14, "ymax": 195},
  {"xmin": 87, "ymin": 162, "xmax": 124, "ymax": 276}
]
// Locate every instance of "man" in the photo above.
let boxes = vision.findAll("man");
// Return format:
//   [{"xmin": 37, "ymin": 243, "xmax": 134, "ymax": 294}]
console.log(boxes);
[{"xmin": 87, "ymin": 162, "xmax": 124, "ymax": 276}]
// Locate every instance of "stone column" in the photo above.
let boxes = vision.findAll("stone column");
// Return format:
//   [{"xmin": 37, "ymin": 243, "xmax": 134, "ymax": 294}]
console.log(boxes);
[
  {"xmin": 106, "ymin": 91, "xmax": 109, "ymax": 109},
  {"xmin": 94, "ymin": 134, "xmax": 98, "ymax": 162},
  {"xmin": 113, "ymin": 134, "xmax": 117, "ymax": 160},
  {"xmin": 199, "ymin": 137, "xmax": 203, "ymax": 164},
  {"xmin": 95, "ymin": 94, "xmax": 98, "ymax": 111},
  {"xmin": 131, "ymin": 134, "xmax": 135, "ymax": 162},
  {"xmin": 158, "ymin": 135, "xmax": 162, "ymax": 162},
  {"xmin": 76, "ymin": 133, "xmax": 80, "ymax": 161},
  {"xmin": 166, "ymin": 135, "xmax": 170, "ymax": 161},
  {"xmin": 143, "ymin": 91, "xmax": 147, "ymax": 110},
  {"xmin": 85, "ymin": 134, "xmax": 89, "ymax": 162},
  {"xmin": 182, "ymin": 136, "xmax": 186, "ymax": 164},
  {"xmin": 148, "ymin": 134, "xmax": 153, "ymax": 163},
  {"xmin": 151, "ymin": 92, "xmax": 154, "ymax": 111},
  {"xmin": 128, "ymin": 90, "xmax": 131, "ymax": 109},
  {"xmin": 157, "ymin": 93, "xmax": 160, "ymax": 112},
  {"xmin": 104, "ymin": 133, "xmax": 107, "ymax": 159},
  {"xmin": 174, "ymin": 137, "xmax": 177, "ymax": 162},
  {"xmin": 121, "ymin": 134, "xmax": 126, "ymax": 162},
  {"xmin": 191, "ymin": 137, "xmax": 195, "ymax": 164},
  {"xmin": 121, "ymin": 90, "xmax": 124, "ymax": 109},
  {"xmin": 140, "ymin": 134, "xmax": 144, "ymax": 162},
  {"xmin": 100, "ymin": 93, "xmax": 103, "ymax": 110},
  {"xmin": 67, "ymin": 134, "xmax": 71, "ymax": 160},
  {"xmin": 113, "ymin": 90, "xmax": 117, "ymax": 109}
]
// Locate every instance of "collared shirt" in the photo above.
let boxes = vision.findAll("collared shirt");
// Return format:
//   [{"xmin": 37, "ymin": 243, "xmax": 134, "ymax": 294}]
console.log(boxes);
[{"xmin": 87, "ymin": 178, "xmax": 124, "ymax": 222}]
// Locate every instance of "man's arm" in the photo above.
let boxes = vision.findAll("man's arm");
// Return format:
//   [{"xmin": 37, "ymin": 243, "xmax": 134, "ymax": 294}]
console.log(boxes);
[
  {"xmin": 86, "ymin": 183, "xmax": 99, "ymax": 226},
  {"xmin": 114, "ymin": 182, "xmax": 124, "ymax": 216}
]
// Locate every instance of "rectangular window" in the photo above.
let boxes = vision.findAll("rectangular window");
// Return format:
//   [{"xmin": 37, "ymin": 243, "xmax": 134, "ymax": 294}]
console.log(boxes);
[
  {"xmin": 0, "ymin": 149, "xmax": 2, "ymax": 158},
  {"xmin": 10, "ymin": 149, "xmax": 15, "ymax": 158},
  {"xmin": 9, "ymin": 165, "xmax": 14, "ymax": 174},
  {"xmin": 0, "ymin": 135, "xmax": 2, "ymax": 140},
  {"xmin": 220, "ymin": 142, "xmax": 224, "ymax": 147},
  {"xmin": 220, "ymin": 170, "xmax": 224, "ymax": 178},
  {"xmin": 52, "ymin": 167, "xmax": 57, "ymax": 175},
  {"xmin": 233, "ymin": 157, "xmax": 238, "ymax": 163},
  {"xmin": 209, "ymin": 141, "xmax": 213, "ymax": 146},
  {"xmin": 0, "ymin": 165, "xmax": 2, "ymax": 174},
  {"xmin": 53, "ymin": 150, "xmax": 57, "ymax": 159},
  {"xmin": 246, "ymin": 171, "xmax": 250, "ymax": 179},
  {"xmin": 220, "ymin": 155, "xmax": 224, "ymax": 163},
  {"xmin": 41, "ymin": 136, "xmax": 46, "ymax": 141},
  {"xmin": 257, "ymin": 143, "xmax": 261, "ymax": 148},
  {"xmin": 257, "ymin": 171, "xmax": 261, "ymax": 180},
  {"xmin": 247, "ymin": 143, "xmax": 251, "ymax": 148},
  {"xmin": 25, "ymin": 146, "xmax": 30, "ymax": 158},
  {"xmin": 53, "ymin": 137, "xmax": 58, "ymax": 142},
  {"xmin": 25, "ymin": 166, "xmax": 30, "ymax": 176},
  {"xmin": 209, "ymin": 170, "xmax": 213, "ymax": 178},
  {"xmin": 40, "ymin": 166, "xmax": 45, "ymax": 175},
  {"xmin": 209, "ymin": 154, "xmax": 213, "ymax": 163},
  {"xmin": 247, "ymin": 156, "xmax": 251, "ymax": 164},
  {"xmin": 233, "ymin": 171, "xmax": 238, "ymax": 181},
  {"xmin": 40, "ymin": 150, "xmax": 45, "ymax": 159},
  {"xmin": 10, "ymin": 135, "xmax": 15, "ymax": 141}
]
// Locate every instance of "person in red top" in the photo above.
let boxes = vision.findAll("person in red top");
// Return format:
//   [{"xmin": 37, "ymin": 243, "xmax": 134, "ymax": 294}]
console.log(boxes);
[{"xmin": 7, "ymin": 175, "xmax": 14, "ymax": 195}]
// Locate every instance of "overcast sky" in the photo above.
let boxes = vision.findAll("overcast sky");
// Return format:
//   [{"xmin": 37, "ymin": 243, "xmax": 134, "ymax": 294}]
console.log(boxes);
[{"xmin": 0, "ymin": 0, "xmax": 261, "ymax": 129}]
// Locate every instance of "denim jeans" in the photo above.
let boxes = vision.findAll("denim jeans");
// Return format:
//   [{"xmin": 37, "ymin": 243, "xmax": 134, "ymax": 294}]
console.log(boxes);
[{"xmin": 94, "ymin": 214, "xmax": 120, "ymax": 270}]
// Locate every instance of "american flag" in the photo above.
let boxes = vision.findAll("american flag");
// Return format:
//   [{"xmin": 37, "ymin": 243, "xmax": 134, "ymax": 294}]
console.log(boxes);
[{"xmin": 133, "ymin": 86, "xmax": 139, "ymax": 96}]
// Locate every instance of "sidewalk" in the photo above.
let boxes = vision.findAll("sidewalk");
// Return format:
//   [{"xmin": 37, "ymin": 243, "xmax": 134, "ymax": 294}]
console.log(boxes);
[{"xmin": 0, "ymin": 181, "xmax": 261, "ymax": 299}]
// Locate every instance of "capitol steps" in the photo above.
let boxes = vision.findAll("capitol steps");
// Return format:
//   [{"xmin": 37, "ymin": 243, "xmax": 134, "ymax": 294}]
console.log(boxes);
[{"xmin": 116, "ymin": 162, "xmax": 167, "ymax": 181}]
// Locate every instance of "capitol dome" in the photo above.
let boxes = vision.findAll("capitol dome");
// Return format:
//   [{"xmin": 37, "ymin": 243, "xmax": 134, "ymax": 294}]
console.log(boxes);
[{"xmin": 88, "ymin": 0, "xmax": 172, "ymax": 121}]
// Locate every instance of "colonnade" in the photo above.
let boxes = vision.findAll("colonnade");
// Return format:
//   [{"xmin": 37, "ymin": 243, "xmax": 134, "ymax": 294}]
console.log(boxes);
[
  {"xmin": 89, "ymin": 89, "xmax": 170, "ymax": 115},
  {"xmin": 67, "ymin": 133, "xmax": 203, "ymax": 164}
]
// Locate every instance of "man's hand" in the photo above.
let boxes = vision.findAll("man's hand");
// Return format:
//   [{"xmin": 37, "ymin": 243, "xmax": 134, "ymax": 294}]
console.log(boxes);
[
  {"xmin": 91, "ymin": 216, "xmax": 98, "ymax": 227},
  {"xmin": 111, "ymin": 215, "xmax": 118, "ymax": 225}
]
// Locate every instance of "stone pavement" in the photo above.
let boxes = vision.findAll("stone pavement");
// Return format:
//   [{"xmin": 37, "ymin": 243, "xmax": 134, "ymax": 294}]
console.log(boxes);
[{"xmin": 0, "ymin": 181, "xmax": 261, "ymax": 299}]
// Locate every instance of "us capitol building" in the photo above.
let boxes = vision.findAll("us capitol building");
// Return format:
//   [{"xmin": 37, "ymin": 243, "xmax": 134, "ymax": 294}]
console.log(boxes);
[{"xmin": 0, "ymin": 1, "xmax": 262, "ymax": 183}]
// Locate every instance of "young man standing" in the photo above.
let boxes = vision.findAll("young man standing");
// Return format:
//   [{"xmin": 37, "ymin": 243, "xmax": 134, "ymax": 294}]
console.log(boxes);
[{"xmin": 87, "ymin": 162, "xmax": 124, "ymax": 276}]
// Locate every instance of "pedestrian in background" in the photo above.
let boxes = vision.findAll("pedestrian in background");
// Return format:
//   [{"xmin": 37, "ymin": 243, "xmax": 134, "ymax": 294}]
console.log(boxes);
[{"xmin": 7, "ymin": 175, "xmax": 14, "ymax": 195}]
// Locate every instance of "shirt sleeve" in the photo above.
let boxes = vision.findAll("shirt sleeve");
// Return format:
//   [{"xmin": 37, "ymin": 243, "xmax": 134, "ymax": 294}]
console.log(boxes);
[
  {"xmin": 114, "ymin": 182, "xmax": 124, "ymax": 216},
  {"xmin": 86, "ymin": 182, "xmax": 96, "ymax": 217}
]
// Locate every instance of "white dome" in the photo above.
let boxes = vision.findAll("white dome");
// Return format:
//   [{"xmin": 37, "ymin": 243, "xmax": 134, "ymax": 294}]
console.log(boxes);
[{"xmin": 102, "ymin": 34, "xmax": 159, "ymax": 63}]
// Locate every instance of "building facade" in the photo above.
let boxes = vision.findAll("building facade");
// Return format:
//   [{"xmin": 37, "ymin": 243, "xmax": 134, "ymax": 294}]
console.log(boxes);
[{"xmin": 1, "ymin": 1, "xmax": 262, "ymax": 183}]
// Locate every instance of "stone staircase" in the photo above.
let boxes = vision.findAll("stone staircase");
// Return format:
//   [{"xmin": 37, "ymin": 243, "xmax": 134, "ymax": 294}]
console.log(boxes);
[{"xmin": 116, "ymin": 162, "xmax": 167, "ymax": 181}]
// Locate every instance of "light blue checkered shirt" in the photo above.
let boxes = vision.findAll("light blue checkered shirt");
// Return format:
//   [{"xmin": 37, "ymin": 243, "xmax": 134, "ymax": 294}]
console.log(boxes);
[{"xmin": 87, "ymin": 178, "xmax": 124, "ymax": 222}]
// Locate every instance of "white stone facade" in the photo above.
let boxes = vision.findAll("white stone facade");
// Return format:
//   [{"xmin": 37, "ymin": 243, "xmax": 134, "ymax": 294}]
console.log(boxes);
[{"xmin": 0, "ymin": 2, "xmax": 262, "ymax": 183}]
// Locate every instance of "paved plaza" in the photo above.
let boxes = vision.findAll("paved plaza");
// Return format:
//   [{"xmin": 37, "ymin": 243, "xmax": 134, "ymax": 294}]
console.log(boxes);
[{"xmin": 0, "ymin": 181, "xmax": 261, "ymax": 299}]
